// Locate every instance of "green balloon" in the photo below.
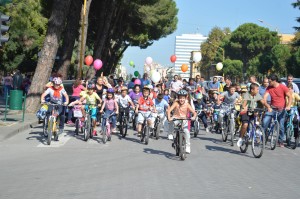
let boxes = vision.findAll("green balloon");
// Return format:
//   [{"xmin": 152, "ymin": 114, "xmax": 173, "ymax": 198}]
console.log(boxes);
[
  {"xmin": 129, "ymin": 61, "xmax": 134, "ymax": 66},
  {"xmin": 134, "ymin": 71, "xmax": 139, "ymax": 77}
]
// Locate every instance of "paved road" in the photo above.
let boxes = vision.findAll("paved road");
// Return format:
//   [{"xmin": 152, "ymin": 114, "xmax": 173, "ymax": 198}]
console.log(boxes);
[{"xmin": 0, "ymin": 123, "xmax": 300, "ymax": 199}]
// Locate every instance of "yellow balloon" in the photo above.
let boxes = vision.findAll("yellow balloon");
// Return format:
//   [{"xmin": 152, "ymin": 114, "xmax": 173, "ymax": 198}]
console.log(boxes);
[{"xmin": 216, "ymin": 62, "xmax": 223, "ymax": 71}]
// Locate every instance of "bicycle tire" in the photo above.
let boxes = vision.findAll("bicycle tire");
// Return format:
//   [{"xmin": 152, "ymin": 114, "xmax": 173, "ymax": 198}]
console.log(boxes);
[
  {"xmin": 47, "ymin": 117, "xmax": 53, "ymax": 145},
  {"xmin": 286, "ymin": 125, "xmax": 293, "ymax": 147},
  {"xmin": 229, "ymin": 117, "xmax": 235, "ymax": 146},
  {"xmin": 145, "ymin": 126, "xmax": 150, "ymax": 145},
  {"xmin": 240, "ymin": 135, "xmax": 249, "ymax": 153},
  {"xmin": 102, "ymin": 126, "xmax": 107, "ymax": 144},
  {"xmin": 156, "ymin": 121, "xmax": 162, "ymax": 140},
  {"xmin": 194, "ymin": 120, "xmax": 199, "ymax": 137},
  {"xmin": 122, "ymin": 118, "xmax": 128, "ymax": 138},
  {"xmin": 43, "ymin": 116, "xmax": 48, "ymax": 137},
  {"xmin": 132, "ymin": 115, "xmax": 136, "ymax": 130},
  {"xmin": 252, "ymin": 125, "xmax": 265, "ymax": 158},
  {"xmin": 292, "ymin": 136, "xmax": 300, "ymax": 149},
  {"xmin": 83, "ymin": 119, "xmax": 90, "ymax": 141},
  {"xmin": 221, "ymin": 120, "xmax": 228, "ymax": 142},
  {"xmin": 75, "ymin": 119, "xmax": 79, "ymax": 135},
  {"xmin": 179, "ymin": 132, "xmax": 186, "ymax": 161},
  {"xmin": 175, "ymin": 131, "xmax": 179, "ymax": 156},
  {"xmin": 270, "ymin": 121, "xmax": 279, "ymax": 150},
  {"xmin": 89, "ymin": 116, "xmax": 93, "ymax": 139}
]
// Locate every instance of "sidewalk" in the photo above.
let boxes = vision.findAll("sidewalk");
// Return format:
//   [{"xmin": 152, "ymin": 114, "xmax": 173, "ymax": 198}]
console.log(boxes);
[{"xmin": 0, "ymin": 96, "xmax": 39, "ymax": 142}]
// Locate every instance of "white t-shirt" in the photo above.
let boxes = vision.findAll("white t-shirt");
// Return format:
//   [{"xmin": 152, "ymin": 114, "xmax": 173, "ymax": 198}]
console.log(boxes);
[
  {"xmin": 117, "ymin": 95, "xmax": 132, "ymax": 108},
  {"xmin": 170, "ymin": 80, "xmax": 183, "ymax": 92}
]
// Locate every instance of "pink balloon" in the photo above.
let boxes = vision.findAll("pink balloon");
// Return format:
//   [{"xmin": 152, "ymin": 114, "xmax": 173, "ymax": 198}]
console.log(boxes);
[
  {"xmin": 93, "ymin": 59, "xmax": 103, "ymax": 70},
  {"xmin": 134, "ymin": 79, "xmax": 141, "ymax": 85}
]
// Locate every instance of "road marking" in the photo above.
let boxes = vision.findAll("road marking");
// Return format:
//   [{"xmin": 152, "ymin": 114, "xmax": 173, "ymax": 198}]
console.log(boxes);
[{"xmin": 37, "ymin": 133, "xmax": 71, "ymax": 148}]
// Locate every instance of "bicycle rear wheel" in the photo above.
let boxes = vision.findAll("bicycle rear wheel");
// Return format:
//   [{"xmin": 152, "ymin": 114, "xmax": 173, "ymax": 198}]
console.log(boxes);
[
  {"xmin": 270, "ymin": 122, "xmax": 279, "ymax": 150},
  {"xmin": 252, "ymin": 125, "xmax": 265, "ymax": 158},
  {"xmin": 43, "ymin": 116, "xmax": 48, "ymax": 137}
]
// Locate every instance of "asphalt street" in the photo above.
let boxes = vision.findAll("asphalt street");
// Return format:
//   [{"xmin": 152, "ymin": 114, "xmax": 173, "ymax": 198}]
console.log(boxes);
[{"xmin": 0, "ymin": 123, "xmax": 300, "ymax": 199}]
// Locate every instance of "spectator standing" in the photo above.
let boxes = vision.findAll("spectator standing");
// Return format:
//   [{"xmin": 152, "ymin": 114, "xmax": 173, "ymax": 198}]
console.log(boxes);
[
  {"xmin": 282, "ymin": 74, "xmax": 299, "ymax": 94},
  {"xmin": 4, "ymin": 73, "xmax": 13, "ymax": 98},
  {"xmin": 13, "ymin": 70, "xmax": 23, "ymax": 90}
]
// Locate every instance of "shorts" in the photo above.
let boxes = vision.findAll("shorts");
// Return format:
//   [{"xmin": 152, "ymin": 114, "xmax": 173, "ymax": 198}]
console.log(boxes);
[
  {"xmin": 240, "ymin": 113, "xmax": 251, "ymax": 124},
  {"xmin": 85, "ymin": 105, "xmax": 97, "ymax": 120},
  {"xmin": 137, "ymin": 111, "xmax": 154, "ymax": 124}
]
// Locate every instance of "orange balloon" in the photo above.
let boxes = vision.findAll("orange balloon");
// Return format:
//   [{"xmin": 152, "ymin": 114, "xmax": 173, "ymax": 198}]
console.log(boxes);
[{"xmin": 181, "ymin": 64, "xmax": 188, "ymax": 72}]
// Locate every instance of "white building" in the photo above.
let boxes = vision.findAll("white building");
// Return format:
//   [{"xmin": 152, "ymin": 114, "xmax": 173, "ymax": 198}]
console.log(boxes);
[{"xmin": 174, "ymin": 34, "xmax": 207, "ymax": 79}]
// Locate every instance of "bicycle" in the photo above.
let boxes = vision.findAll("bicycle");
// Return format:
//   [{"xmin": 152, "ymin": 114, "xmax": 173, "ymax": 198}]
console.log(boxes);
[
  {"xmin": 264, "ymin": 110, "xmax": 280, "ymax": 150},
  {"xmin": 69, "ymin": 104, "xmax": 83, "ymax": 136},
  {"xmin": 43, "ymin": 103, "xmax": 66, "ymax": 145},
  {"xmin": 82, "ymin": 103, "xmax": 96, "ymax": 141},
  {"xmin": 240, "ymin": 109, "xmax": 265, "ymax": 158},
  {"xmin": 119, "ymin": 107, "xmax": 129, "ymax": 137},
  {"xmin": 139, "ymin": 111, "xmax": 153, "ymax": 145},
  {"xmin": 193, "ymin": 109, "xmax": 207, "ymax": 137},
  {"xmin": 219, "ymin": 103, "xmax": 236, "ymax": 146},
  {"xmin": 102, "ymin": 112, "xmax": 116, "ymax": 144},
  {"xmin": 152, "ymin": 113, "xmax": 164, "ymax": 140},
  {"xmin": 285, "ymin": 109, "xmax": 299, "ymax": 149},
  {"xmin": 172, "ymin": 118, "xmax": 191, "ymax": 161}
]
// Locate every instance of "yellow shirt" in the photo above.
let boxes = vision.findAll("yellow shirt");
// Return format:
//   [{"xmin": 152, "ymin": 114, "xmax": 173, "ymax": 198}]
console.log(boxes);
[{"xmin": 81, "ymin": 92, "xmax": 101, "ymax": 106}]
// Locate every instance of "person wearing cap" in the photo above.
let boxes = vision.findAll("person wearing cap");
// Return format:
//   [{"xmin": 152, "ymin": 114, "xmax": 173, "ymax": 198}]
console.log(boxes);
[
  {"xmin": 153, "ymin": 93, "xmax": 170, "ymax": 133},
  {"xmin": 117, "ymin": 86, "xmax": 135, "ymax": 128},
  {"xmin": 135, "ymin": 85, "xmax": 156, "ymax": 137},
  {"xmin": 79, "ymin": 83, "xmax": 102, "ymax": 136}
]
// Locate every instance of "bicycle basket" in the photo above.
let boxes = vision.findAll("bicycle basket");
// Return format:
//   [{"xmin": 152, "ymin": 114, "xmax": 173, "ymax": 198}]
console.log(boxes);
[
  {"xmin": 36, "ymin": 107, "xmax": 47, "ymax": 120},
  {"xmin": 73, "ymin": 109, "xmax": 83, "ymax": 118}
]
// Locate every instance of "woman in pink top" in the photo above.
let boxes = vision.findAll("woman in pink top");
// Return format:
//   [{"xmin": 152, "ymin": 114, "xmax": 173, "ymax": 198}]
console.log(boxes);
[
  {"xmin": 67, "ymin": 79, "xmax": 86, "ymax": 124},
  {"xmin": 167, "ymin": 89, "xmax": 196, "ymax": 154}
]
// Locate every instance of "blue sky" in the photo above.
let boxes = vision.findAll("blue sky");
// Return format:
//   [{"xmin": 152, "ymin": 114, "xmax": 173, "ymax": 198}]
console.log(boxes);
[{"xmin": 121, "ymin": 0, "xmax": 299, "ymax": 75}]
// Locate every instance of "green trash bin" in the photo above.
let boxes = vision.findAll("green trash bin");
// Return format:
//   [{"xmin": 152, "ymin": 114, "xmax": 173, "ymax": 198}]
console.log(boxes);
[{"xmin": 9, "ymin": 90, "xmax": 23, "ymax": 110}]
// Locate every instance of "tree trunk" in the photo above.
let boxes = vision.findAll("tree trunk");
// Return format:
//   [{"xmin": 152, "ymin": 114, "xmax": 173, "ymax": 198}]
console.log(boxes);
[
  {"xmin": 57, "ymin": 0, "xmax": 82, "ymax": 80},
  {"xmin": 26, "ymin": 0, "xmax": 72, "ymax": 113},
  {"xmin": 76, "ymin": 0, "xmax": 92, "ymax": 78}
]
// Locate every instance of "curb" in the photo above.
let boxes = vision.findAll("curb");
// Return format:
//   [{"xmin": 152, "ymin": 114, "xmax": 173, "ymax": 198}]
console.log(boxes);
[{"xmin": 0, "ymin": 120, "xmax": 40, "ymax": 142}]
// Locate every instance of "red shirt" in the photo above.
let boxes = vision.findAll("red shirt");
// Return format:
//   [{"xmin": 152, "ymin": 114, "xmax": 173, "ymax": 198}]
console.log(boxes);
[
  {"xmin": 138, "ymin": 97, "xmax": 154, "ymax": 111},
  {"xmin": 266, "ymin": 84, "xmax": 289, "ymax": 109}
]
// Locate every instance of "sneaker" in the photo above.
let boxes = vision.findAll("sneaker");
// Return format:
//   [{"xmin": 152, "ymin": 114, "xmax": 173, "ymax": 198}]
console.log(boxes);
[
  {"xmin": 237, "ymin": 138, "xmax": 243, "ymax": 147},
  {"xmin": 206, "ymin": 127, "xmax": 210, "ymax": 133},
  {"xmin": 186, "ymin": 145, "xmax": 191, "ymax": 154},
  {"xmin": 116, "ymin": 122, "xmax": 120, "ymax": 126},
  {"xmin": 93, "ymin": 130, "xmax": 97, "ymax": 136},
  {"xmin": 168, "ymin": 134, "xmax": 174, "ymax": 140},
  {"xmin": 137, "ymin": 132, "xmax": 142, "ymax": 137},
  {"xmin": 112, "ymin": 128, "xmax": 117, "ymax": 133},
  {"xmin": 67, "ymin": 120, "xmax": 74, "ymax": 125}
]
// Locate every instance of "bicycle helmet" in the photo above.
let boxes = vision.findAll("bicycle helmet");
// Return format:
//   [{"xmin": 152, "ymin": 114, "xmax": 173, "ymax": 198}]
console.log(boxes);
[
  {"xmin": 107, "ymin": 88, "xmax": 115, "ymax": 94},
  {"xmin": 87, "ymin": 83, "xmax": 95, "ymax": 89},
  {"xmin": 143, "ymin": 85, "xmax": 151, "ymax": 91},
  {"xmin": 177, "ymin": 89, "xmax": 188, "ymax": 96},
  {"xmin": 52, "ymin": 77, "xmax": 62, "ymax": 85},
  {"xmin": 194, "ymin": 92, "xmax": 203, "ymax": 100}
]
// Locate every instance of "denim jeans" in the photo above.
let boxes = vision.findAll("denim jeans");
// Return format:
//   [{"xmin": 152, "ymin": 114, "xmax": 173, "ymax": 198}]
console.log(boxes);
[
  {"xmin": 4, "ymin": 85, "xmax": 11, "ymax": 99},
  {"xmin": 262, "ymin": 110, "xmax": 286, "ymax": 143},
  {"xmin": 102, "ymin": 109, "xmax": 116, "ymax": 129}
]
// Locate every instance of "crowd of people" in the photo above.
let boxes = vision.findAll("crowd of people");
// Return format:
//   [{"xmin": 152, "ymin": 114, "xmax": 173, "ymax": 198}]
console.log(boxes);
[{"xmin": 38, "ymin": 71, "xmax": 300, "ymax": 155}]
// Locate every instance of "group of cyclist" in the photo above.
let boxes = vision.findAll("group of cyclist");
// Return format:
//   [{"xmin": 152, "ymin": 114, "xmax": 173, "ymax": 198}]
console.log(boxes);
[{"xmin": 39, "ymin": 72, "xmax": 300, "ymax": 156}]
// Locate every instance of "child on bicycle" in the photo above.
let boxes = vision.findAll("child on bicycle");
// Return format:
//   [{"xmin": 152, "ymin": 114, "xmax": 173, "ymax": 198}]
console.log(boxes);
[
  {"xmin": 79, "ymin": 83, "xmax": 102, "ymax": 136},
  {"xmin": 167, "ymin": 90, "xmax": 197, "ymax": 154},
  {"xmin": 100, "ymin": 88, "xmax": 119, "ymax": 133},
  {"xmin": 117, "ymin": 86, "xmax": 135, "ymax": 126},
  {"xmin": 41, "ymin": 77, "xmax": 69, "ymax": 134},
  {"xmin": 211, "ymin": 98, "xmax": 222, "ymax": 131},
  {"xmin": 286, "ymin": 83, "xmax": 300, "ymax": 137},
  {"xmin": 135, "ymin": 85, "xmax": 156, "ymax": 137},
  {"xmin": 193, "ymin": 93, "xmax": 209, "ymax": 133},
  {"xmin": 154, "ymin": 93, "xmax": 170, "ymax": 133}
]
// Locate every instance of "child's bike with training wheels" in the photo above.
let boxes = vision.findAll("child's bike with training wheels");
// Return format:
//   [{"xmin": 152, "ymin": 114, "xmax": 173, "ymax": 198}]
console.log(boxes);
[
  {"xmin": 172, "ymin": 118, "xmax": 191, "ymax": 161},
  {"xmin": 101, "ymin": 112, "xmax": 117, "ymax": 144}
]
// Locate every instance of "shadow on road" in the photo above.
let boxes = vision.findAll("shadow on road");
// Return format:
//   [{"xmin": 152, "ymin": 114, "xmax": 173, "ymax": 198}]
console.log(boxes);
[
  {"xmin": 205, "ymin": 145, "xmax": 253, "ymax": 158},
  {"xmin": 143, "ymin": 148, "xmax": 180, "ymax": 161}
]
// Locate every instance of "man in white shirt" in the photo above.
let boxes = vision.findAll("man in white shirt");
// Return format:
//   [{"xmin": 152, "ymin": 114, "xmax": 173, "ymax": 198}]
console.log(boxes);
[
  {"xmin": 282, "ymin": 74, "xmax": 299, "ymax": 94},
  {"xmin": 170, "ymin": 75, "xmax": 183, "ymax": 99}
]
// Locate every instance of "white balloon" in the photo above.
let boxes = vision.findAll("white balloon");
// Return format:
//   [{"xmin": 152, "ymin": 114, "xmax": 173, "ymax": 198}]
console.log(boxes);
[
  {"xmin": 193, "ymin": 52, "xmax": 202, "ymax": 62},
  {"xmin": 216, "ymin": 62, "xmax": 223, "ymax": 71},
  {"xmin": 145, "ymin": 66, "xmax": 150, "ymax": 72},
  {"xmin": 151, "ymin": 71, "xmax": 161, "ymax": 83},
  {"xmin": 145, "ymin": 57, "xmax": 153, "ymax": 65}
]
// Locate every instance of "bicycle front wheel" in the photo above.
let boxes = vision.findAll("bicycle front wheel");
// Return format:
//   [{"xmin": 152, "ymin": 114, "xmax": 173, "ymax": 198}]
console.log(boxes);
[
  {"xmin": 121, "ymin": 118, "xmax": 128, "ymax": 138},
  {"xmin": 252, "ymin": 125, "xmax": 265, "ymax": 158},
  {"xmin": 47, "ymin": 117, "xmax": 54, "ymax": 145},
  {"xmin": 83, "ymin": 119, "xmax": 90, "ymax": 142},
  {"xmin": 144, "ymin": 126, "xmax": 150, "ymax": 145},
  {"xmin": 179, "ymin": 132, "xmax": 186, "ymax": 161},
  {"xmin": 270, "ymin": 122, "xmax": 279, "ymax": 150},
  {"xmin": 221, "ymin": 120, "xmax": 228, "ymax": 142},
  {"xmin": 229, "ymin": 118, "xmax": 235, "ymax": 146},
  {"xmin": 102, "ymin": 127, "xmax": 107, "ymax": 144},
  {"xmin": 75, "ymin": 119, "xmax": 79, "ymax": 135},
  {"xmin": 43, "ymin": 116, "xmax": 48, "ymax": 137}
]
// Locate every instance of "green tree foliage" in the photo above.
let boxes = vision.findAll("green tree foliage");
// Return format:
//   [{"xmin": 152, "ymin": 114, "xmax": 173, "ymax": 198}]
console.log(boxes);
[
  {"xmin": 225, "ymin": 23, "xmax": 279, "ymax": 73},
  {"xmin": 223, "ymin": 59, "xmax": 243, "ymax": 78},
  {"xmin": 0, "ymin": 0, "xmax": 48, "ymax": 72},
  {"xmin": 292, "ymin": 0, "xmax": 300, "ymax": 31}
]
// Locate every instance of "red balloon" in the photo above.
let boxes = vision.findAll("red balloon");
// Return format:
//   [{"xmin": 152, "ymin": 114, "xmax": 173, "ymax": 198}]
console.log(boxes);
[
  {"xmin": 85, "ymin": 55, "xmax": 93, "ymax": 66},
  {"xmin": 170, "ymin": 55, "xmax": 177, "ymax": 63}
]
